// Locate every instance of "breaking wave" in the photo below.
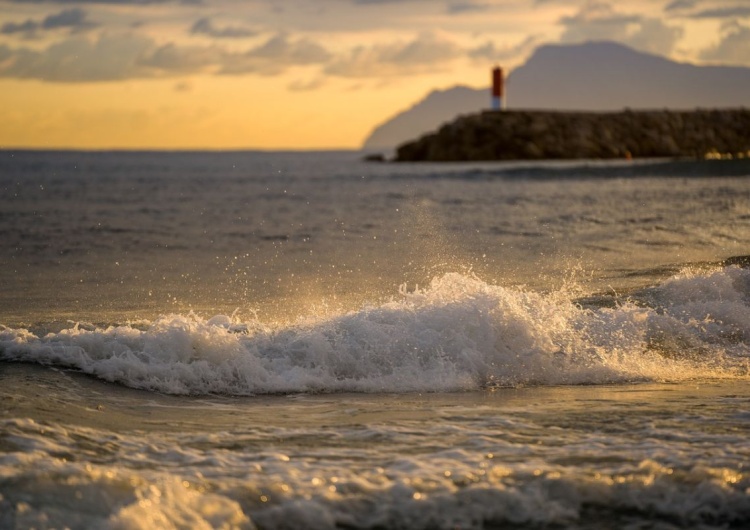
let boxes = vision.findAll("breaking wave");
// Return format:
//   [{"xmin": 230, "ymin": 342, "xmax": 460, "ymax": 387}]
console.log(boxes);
[{"xmin": 2, "ymin": 267, "xmax": 749, "ymax": 395}]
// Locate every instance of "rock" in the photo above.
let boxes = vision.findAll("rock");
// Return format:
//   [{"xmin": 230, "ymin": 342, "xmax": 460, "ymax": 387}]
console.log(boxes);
[{"xmin": 394, "ymin": 109, "xmax": 750, "ymax": 162}]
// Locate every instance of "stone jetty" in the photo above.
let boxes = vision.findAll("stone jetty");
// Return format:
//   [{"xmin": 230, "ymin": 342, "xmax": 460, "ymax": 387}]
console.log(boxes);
[{"xmin": 394, "ymin": 109, "xmax": 750, "ymax": 162}]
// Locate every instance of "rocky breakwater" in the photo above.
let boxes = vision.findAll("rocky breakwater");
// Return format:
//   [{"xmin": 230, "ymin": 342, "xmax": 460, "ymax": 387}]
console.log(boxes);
[{"xmin": 394, "ymin": 109, "xmax": 750, "ymax": 161}]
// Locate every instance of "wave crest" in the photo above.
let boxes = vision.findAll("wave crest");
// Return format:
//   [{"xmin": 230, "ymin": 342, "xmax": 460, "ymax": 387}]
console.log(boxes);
[{"xmin": 2, "ymin": 269, "xmax": 749, "ymax": 395}]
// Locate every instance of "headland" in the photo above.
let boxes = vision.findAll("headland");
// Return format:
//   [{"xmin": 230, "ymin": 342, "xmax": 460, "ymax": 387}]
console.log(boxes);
[{"xmin": 394, "ymin": 108, "xmax": 750, "ymax": 162}]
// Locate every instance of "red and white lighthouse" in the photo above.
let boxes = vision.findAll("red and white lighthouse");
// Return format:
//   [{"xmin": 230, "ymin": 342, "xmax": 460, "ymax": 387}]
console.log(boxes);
[{"xmin": 491, "ymin": 66, "xmax": 504, "ymax": 110}]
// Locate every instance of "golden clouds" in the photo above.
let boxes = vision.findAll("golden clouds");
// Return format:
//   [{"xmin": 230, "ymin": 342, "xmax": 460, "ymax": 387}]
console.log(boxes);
[{"xmin": 0, "ymin": 0, "xmax": 749, "ymax": 149}]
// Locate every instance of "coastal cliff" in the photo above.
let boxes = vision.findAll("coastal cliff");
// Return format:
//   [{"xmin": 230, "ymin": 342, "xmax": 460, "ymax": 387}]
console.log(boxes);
[{"xmin": 394, "ymin": 109, "xmax": 750, "ymax": 162}]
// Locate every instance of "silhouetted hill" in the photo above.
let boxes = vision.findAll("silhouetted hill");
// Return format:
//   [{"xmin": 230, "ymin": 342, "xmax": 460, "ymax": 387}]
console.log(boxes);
[{"xmin": 362, "ymin": 41, "xmax": 750, "ymax": 150}]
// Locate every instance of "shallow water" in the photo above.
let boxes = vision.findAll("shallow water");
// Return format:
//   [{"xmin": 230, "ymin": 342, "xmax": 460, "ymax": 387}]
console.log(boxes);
[
  {"xmin": 1, "ymin": 151, "xmax": 750, "ymax": 528},
  {"xmin": 2, "ymin": 364, "xmax": 749, "ymax": 529},
  {"xmin": 2, "ymin": 151, "xmax": 749, "ymax": 326}
]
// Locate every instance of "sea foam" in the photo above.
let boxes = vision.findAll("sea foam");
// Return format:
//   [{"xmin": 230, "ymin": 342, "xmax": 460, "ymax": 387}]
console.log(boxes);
[{"xmin": 1, "ymin": 268, "xmax": 749, "ymax": 395}]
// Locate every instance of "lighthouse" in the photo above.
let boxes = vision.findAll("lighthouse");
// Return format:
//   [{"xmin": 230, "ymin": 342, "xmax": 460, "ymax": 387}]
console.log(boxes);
[{"xmin": 491, "ymin": 66, "xmax": 504, "ymax": 110}]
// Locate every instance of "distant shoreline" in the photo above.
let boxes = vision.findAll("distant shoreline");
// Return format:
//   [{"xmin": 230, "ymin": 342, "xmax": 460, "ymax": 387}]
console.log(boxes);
[{"xmin": 394, "ymin": 108, "xmax": 750, "ymax": 162}]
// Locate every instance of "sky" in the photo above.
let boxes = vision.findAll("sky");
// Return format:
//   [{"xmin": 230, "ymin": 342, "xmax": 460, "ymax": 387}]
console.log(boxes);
[{"xmin": 1, "ymin": 0, "xmax": 749, "ymax": 150}]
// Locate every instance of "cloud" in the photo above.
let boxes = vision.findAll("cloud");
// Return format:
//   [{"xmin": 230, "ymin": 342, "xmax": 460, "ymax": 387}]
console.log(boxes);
[
  {"xmin": 689, "ymin": 6, "xmax": 750, "ymax": 19},
  {"xmin": 190, "ymin": 17, "xmax": 258, "ymax": 39},
  {"xmin": 0, "ymin": 26, "xmax": 529, "ymax": 84},
  {"xmin": 700, "ymin": 22, "xmax": 750, "ymax": 65},
  {"xmin": 8, "ymin": 0, "xmax": 199, "ymax": 4},
  {"xmin": 139, "ymin": 42, "xmax": 222, "ymax": 72},
  {"xmin": 624, "ymin": 18, "xmax": 684, "ymax": 54},
  {"xmin": 664, "ymin": 0, "xmax": 698, "ymax": 10},
  {"xmin": 468, "ymin": 35, "xmax": 540, "ymax": 62},
  {"xmin": 351, "ymin": 0, "xmax": 408, "ymax": 4},
  {"xmin": 0, "ymin": 28, "xmax": 333, "ymax": 81},
  {"xmin": 0, "ymin": 20, "xmax": 37, "ymax": 35},
  {"xmin": 219, "ymin": 33, "xmax": 331, "ymax": 75},
  {"xmin": 558, "ymin": 2, "xmax": 683, "ymax": 55},
  {"xmin": 663, "ymin": 0, "xmax": 750, "ymax": 18},
  {"xmin": 559, "ymin": 2, "xmax": 639, "ymax": 42},
  {"xmin": 247, "ymin": 33, "xmax": 329, "ymax": 62},
  {"xmin": 1, "ymin": 8, "xmax": 97, "ymax": 35},
  {"xmin": 287, "ymin": 77, "xmax": 326, "ymax": 92},
  {"xmin": 0, "ymin": 33, "xmax": 222, "ymax": 81},
  {"xmin": 44, "ymin": 8, "xmax": 96, "ymax": 30},
  {"xmin": 447, "ymin": 1, "xmax": 490, "ymax": 14},
  {"xmin": 0, "ymin": 33, "xmax": 155, "ymax": 81},
  {"xmin": 325, "ymin": 33, "xmax": 462, "ymax": 78}
]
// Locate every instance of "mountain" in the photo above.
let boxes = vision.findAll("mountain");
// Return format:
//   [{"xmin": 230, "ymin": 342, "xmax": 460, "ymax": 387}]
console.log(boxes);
[{"xmin": 362, "ymin": 41, "xmax": 750, "ymax": 150}]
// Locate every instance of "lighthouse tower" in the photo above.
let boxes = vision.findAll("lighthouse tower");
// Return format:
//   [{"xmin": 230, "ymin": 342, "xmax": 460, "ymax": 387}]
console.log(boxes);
[{"xmin": 491, "ymin": 66, "xmax": 504, "ymax": 110}]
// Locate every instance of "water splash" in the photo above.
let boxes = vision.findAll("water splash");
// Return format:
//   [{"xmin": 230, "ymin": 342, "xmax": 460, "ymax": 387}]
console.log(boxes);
[{"xmin": 2, "ymin": 268, "xmax": 749, "ymax": 395}]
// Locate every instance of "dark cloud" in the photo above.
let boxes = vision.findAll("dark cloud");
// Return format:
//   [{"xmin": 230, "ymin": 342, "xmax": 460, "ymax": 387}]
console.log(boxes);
[
  {"xmin": 44, "ymin": 8, "xmax": 95, "ymax": 29},
  {"xmin": 219, "ymin": 33, "xmax": 331, "ymax": 75},
  {"xmin": 689, "ymin": 6, "xmax": 750, "ymax": 18},
  {"xmin": 664, "ymin": 0, "xmax": 698, "ymax": 10},
  {"xmin": 0, "ymin": 27, "xmax": 334, "ymax": 81},
  {"xmin": 664, "ymin": 0, "xmax": 750, "ymax": 18},
  {"xmin": 254, "ymin": 33, "xmax": 331, "ymax": 64},
  {"xmin": 190, "ymin": 17, "xmax": 258, "ymax": 39},
  {"xmin": 0, "ymin": 32, "xmax": 220, "ymax": 81},
  {"xmin": 0, "ymin": 33, "xmax": 155, "ymax": 81},
  {"xmin": 1, "ymin": 20, "xmax": 38, "ymax": 35},
  {"xmin": 139, "ymin": 41, "xmax": 222, "ymax": 72},
  {"xmin": 447, "ymin": 1, "xmax": 490, "ymax": 14},
  {"xmin": 351, "ymin": 0, "xmax": 406, "ymax": 4},
  {"xmin": 0, "ymin": 20, "xmax": 529, "ymax": 83},
  {"xmin": 325, "ymin": 33, "xmax": 462, "ymax": 78},
  {"xmin": 249, "ymin": 33, "xmax": 329, "ymax": 62},
  {"xmin": 1, "ymin": 8, "xmax": 97, "ymax": 35}
]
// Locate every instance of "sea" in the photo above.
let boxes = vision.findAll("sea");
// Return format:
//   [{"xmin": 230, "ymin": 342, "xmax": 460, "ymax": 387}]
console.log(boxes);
[{"xmin": 1, "ymin": 150, "xmax": 749, "ymax": 529}]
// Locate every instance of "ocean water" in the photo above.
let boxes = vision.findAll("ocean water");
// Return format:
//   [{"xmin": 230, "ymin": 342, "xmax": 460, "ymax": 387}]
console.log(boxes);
[{"xmin": 1, "ymin": 150, "xmax": 750, "ymax": 529}]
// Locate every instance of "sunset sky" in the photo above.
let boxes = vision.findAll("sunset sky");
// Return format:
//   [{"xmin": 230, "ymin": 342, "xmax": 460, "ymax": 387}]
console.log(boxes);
[{"xmin": 1, "ymin": 0, "xmax": 749, "ymax": 150}]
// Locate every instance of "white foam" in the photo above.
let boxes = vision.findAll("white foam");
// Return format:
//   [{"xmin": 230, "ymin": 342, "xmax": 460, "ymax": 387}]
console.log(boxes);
[
  {"xmin": 1, "ymin": 269, "xmax": 749, "ymax": 395},
  {"xmin": 2, "ymin": 423, "xmax": 748, "ymax": 530}
]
